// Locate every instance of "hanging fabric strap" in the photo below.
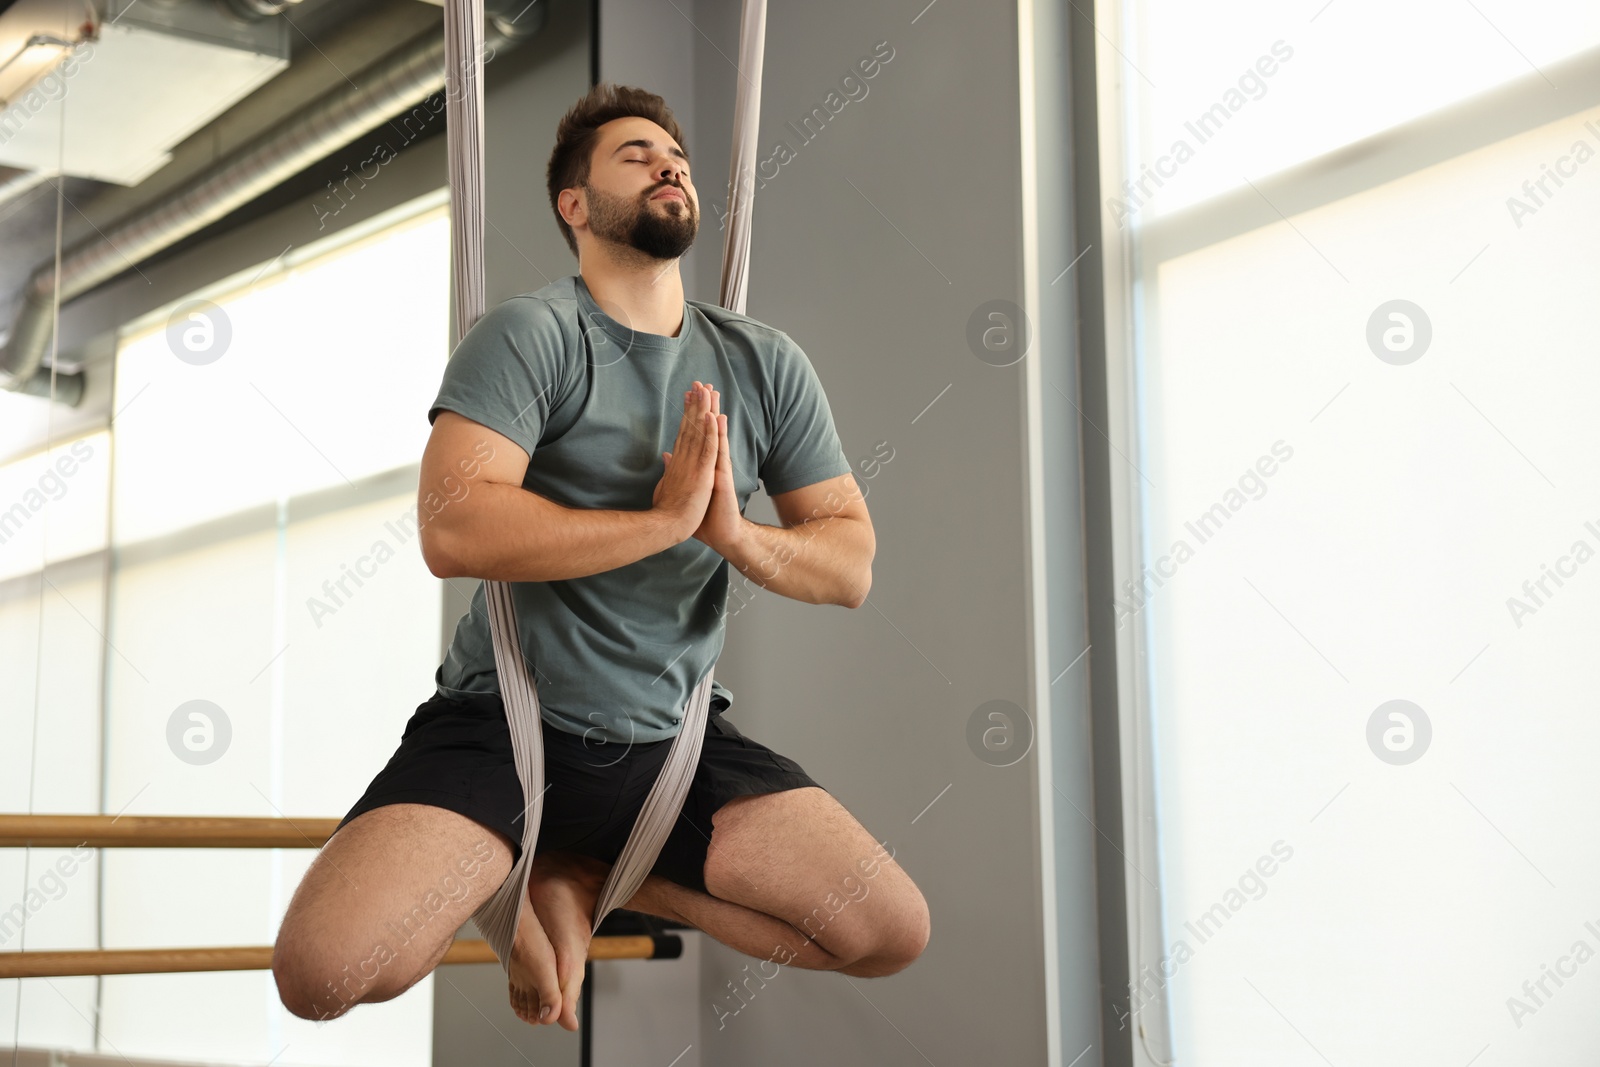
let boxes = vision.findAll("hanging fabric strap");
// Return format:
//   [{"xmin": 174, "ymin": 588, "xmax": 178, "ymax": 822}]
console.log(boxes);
[{"xmin": 444, "ymin": 0, "xmax": 768, "ymax": 971}]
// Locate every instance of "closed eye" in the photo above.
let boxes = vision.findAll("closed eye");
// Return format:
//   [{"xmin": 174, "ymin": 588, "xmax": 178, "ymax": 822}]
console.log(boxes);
[{"xmin": 630, "ymin": 159, "xmax": 689, "ymax": 177}]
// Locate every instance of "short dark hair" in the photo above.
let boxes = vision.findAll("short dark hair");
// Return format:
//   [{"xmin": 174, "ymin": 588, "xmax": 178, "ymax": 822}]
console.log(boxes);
[{"xmin": 546, "ymin": 83, "xmax": 689, "ymax": 258}]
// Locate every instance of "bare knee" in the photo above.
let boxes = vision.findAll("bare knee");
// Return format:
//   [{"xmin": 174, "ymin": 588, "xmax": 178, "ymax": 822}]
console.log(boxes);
[
  {"xmin": 841, "ymin": 890, "xmax": 931, "ymax": 977},
  {"xmin": 269, "ymin": 805, "xmax": 514, "ymax": 1020},
  {"xmin": 273, "ymin": 934, "xmax": 353, "ymax": 1021},
  {"xmin": 272, "ymin": 953, "xmax": 332, "ymax": 1021},
  {"xmin": 272, "ymin": 916, "xmax": 403, "ymax": 1021}
]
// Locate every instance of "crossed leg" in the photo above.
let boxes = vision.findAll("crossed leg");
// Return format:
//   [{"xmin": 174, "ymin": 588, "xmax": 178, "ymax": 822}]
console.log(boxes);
[
  {"xmin": 643, "ymin": 785, "xmax": 930, "ymax": 976},
  {"xmin": 512, "ymin": 786, "xmax": 930, "ymax": 1028},
  {"xmin": 274, "ymin": 787, "xmax": 929, "ymax": 1028}
]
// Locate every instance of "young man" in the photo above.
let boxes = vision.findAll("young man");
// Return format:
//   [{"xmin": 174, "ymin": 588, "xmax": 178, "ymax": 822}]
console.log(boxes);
[{"xmin": 272, "ymin": 84, "xmax": 930, "ymax": 1031}]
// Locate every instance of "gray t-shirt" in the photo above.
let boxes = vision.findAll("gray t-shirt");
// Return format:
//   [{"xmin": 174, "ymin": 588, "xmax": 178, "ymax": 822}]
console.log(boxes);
[{"xmin": 429, "ymin": 274, "xmax": 852, "ymax": 743}]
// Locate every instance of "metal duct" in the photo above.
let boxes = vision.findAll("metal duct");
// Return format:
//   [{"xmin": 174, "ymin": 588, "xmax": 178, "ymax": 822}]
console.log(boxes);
[
  {"xmin": 217, "ymin": 0, "xmax": 307, "ymax": 20},
  {"xmin": 0, "ymin": 0, "xmax": 547, "ymax": 401}
]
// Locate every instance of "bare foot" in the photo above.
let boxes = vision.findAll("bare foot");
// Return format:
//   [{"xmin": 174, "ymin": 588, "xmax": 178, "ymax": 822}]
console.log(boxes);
[
  {"xmin": 525, "ymin": 850, "xmax": 611, "ymax": 1032},
  {"xmin": 508, "ymin": 899, "xmax": 562, "ymax": 1026}
]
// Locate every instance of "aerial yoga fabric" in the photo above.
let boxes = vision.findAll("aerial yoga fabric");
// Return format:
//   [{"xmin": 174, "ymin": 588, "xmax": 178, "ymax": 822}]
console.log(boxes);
[{"xmin": 443, "ymin": 0, "xmax": 769, "ymax": 970}]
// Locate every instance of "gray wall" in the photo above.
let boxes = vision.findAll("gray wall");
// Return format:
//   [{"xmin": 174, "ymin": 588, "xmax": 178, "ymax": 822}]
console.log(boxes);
[{"xmin": 689, "ymin": 0, "xmax": 1046, "ymax": 1058}]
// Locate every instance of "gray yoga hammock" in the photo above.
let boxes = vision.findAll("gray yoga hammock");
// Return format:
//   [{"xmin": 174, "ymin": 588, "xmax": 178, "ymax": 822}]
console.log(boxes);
[{"xmin": 442, "ymin": 0, "xmax": 768, "ymax": 969}]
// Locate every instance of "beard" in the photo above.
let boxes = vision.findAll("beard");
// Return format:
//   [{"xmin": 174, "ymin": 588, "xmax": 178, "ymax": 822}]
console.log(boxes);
[{"xmin": 584, "ymin": 181, "xmax": 699, "ymax": 261}]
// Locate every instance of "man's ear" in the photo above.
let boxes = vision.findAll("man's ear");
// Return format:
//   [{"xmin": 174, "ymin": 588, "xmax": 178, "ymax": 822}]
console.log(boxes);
[{"xmin": 560, "ymin": 187, "xmax": 586, "ymax": 229}]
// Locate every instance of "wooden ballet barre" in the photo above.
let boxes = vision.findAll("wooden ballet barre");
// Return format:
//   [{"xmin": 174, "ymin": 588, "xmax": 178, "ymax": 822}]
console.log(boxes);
[
  {"xmin": 0, "ymin": 814, "xmax": 341, "ymax": 849},
  {"xmin": 0, "ymin": 815, "xmax": 690, "ymax": 980},
  {"xmin": 0, "ymin": 934, "xmax": 682, "ymax": 979}
]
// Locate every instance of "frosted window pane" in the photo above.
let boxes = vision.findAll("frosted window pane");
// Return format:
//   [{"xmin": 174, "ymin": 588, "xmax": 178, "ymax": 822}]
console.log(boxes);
[
  {"xmin": 1125, "ymin": 0, "xmax": 1600, "ymax": 216},
  {"xmin": 0, "ymin": 558, "xmax": 107, "ymax": 813},
  {"xmin": 0, "ymin": 576, "xmax": 43, "ymax": 804},
  {"xmin": 281, "ymin": 487, "xmax": 444, "ymax": 818},
  {"xmin": 95, "ymin": 200, "xmax": 448, "ymax": 1065},
  {"xmin": 111, "ymin": 209, "xmax": 449, "ymax": 543},
  {"xmin": 1133, "ymin": 99, "xmax": 1600, "ymax": 1067},
  {"xmin": 0, "ymin": 431, "xmax": 111, "ymax": 583},
  {"xmin": 99, "ymin": 508, "xmax": 440, "ymax": 1065},
  {"xmin": 98, "ymin": 969, "xmax": 433, "ymax": 1066},
  {"xmin": 0, "ymin": 558, "xmax": 107, "ymax": 1051},
  {"xmin": 104, "ymin": 528, "xmax": 278, "ymax": 816},
  {"xmin": 0, "ymin": 392, "xmax": 55, "ymax": 461}
]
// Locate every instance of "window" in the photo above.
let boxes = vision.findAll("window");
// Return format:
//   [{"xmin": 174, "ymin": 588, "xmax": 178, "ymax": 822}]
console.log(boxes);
[
  {"xmin": 1099, "ymin": 3, "xmax": 1600, "ymax": 1062},
  {"xmin": 3, "ymin": 189, "xmax": 452, "ymax": 1065}
]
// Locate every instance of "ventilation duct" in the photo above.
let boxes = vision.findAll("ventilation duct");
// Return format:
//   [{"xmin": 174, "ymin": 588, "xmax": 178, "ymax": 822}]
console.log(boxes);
[
  {"xmin": 0, "ymin": 0, "xmax": 292, "ymax": 186},
  {"xmin": 1, "ymin": 0, "xmax": 547, "ymax": 404}
]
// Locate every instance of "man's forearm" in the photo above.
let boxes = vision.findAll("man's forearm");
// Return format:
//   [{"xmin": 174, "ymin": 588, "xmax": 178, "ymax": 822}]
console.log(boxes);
[
  {"xmin": 428, "ymin": 482, "xmax": 681, "ymax": 582},
  {"xmin": 719, "ymin": 514, "xmax": 874, "ymax": 608}
]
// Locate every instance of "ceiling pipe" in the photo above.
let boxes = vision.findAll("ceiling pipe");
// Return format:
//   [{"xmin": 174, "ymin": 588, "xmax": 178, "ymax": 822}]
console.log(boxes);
[
  {"xmin": 0, "ymin": 0, "xmax": 547, "ymax": 404},
  {"xmin": 216, "ymin": 0, "xmax": 307, "ymax": 20}
]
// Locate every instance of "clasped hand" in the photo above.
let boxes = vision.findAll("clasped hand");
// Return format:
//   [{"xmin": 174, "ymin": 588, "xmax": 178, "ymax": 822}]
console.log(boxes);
[{"xmin": 651, "ymin": 381, "xmax": 744, "ymax": 552}]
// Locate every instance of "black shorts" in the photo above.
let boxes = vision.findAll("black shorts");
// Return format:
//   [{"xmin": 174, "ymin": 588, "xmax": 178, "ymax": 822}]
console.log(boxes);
[{"xmin": 333, "ymin": 688, "xmax": 826, "ymax": 894}]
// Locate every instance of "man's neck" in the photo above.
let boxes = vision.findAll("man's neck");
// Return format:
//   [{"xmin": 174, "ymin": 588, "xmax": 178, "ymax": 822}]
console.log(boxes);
[{"xmin": 579, "ymin": 251, "xmax": 686, "ymax": 339}]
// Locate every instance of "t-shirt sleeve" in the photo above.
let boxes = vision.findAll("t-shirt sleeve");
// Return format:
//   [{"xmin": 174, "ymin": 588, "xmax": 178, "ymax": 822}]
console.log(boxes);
[
  {"xmin": 758, "ymin": 332, "xmax": 853, "ymax": 496},
  {"xmin": 428, "ymin": 297, "xmax": 569, "ymax": 458}
]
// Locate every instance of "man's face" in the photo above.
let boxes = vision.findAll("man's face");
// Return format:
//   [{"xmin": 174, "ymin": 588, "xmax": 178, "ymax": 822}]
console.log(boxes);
[{"xmin": 576, "ymin": 117, "xmax": 699, "ymax": 262}]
